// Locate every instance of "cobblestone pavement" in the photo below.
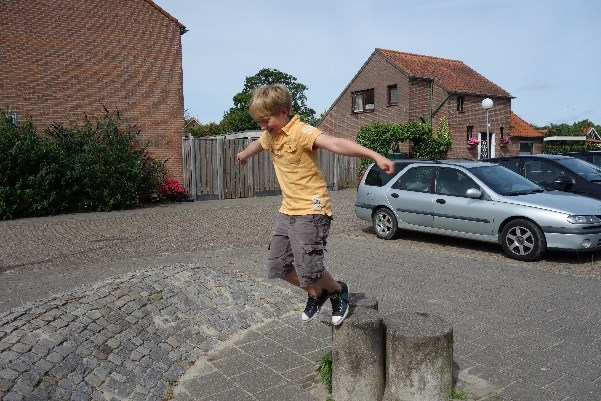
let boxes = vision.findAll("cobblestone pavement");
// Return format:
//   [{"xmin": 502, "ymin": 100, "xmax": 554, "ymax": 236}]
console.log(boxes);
[
  {"xmin": 1, "ymin": 261, "xmax": 330, "ymax": 401},
  {"xmin": 2, "ymin": 189, "xmax": 601, "ymax": 401}
]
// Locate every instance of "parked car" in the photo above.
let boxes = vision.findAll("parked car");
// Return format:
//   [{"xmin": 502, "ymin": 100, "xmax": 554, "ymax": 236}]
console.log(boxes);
[
  {"xmin": 483, "ymin": 154, "xmax": 601, "ymax": 200},
  {"xmin": 559, "ymin": 150, "xmax": 601, "ymax": 168},
  {"xmin": 355, "ymin": 159, "xmax": 601, "ymax": 261}
]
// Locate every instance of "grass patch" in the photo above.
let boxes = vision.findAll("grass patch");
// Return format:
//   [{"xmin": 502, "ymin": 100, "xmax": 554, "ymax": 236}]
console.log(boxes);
[
  {"xmin": 315, "ymin": 351, "xmax": 333, "ymax": 394},
  {"xmin": 451, "ymin": 388, "xmax": 470, "ymax": 400}
]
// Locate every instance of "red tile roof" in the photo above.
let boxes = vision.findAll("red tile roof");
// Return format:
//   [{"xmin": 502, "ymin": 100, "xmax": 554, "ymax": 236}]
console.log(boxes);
[
  {"xmin": 376, "ymin": 48, "xmax": 512, "ymax": 98},
  {"xmin": 510, "ymin": 112, "xmax": 544, "ymax": 138}
]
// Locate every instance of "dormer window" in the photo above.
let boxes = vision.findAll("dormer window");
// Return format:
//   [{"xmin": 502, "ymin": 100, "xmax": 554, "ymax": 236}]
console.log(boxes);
[{"xmin": 352, "ymin": 88, "xmax": 374, "ymax": 113}]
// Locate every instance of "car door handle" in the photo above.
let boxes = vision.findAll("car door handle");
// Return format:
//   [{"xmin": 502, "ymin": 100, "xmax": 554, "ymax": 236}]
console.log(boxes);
[
  {"xmin": 436, "ymin": 198, "xmax": 446, "ymax": 204},
  {"xmin": 391, "ymin": 193, "xmax": 399, "ymax": 198}
]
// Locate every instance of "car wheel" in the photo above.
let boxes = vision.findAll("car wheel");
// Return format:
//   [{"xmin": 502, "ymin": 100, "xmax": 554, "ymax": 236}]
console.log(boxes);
[
  {"xmin": 500, "ymin": 219, "xmax": 546, "ymax": 261},
  {"xmin": 372, "ymin": 208, "xmax": 399, "ymax": 240}
]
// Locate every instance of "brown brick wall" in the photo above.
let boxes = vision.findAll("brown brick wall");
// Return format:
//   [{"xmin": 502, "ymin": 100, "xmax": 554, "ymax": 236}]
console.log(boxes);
[
  {"xmin": 319, "ymin": 52, "xmax": 515, "ymax": 160},
  {"xmin": 319, "ymin": 52, "xmax": 410, "ymax": 141},
  {"xmin": 0, "ymin": 0, "xmax": 185, "ymax": 181}
]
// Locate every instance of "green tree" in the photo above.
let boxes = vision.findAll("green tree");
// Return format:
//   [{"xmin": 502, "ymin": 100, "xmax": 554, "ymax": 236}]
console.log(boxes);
[
  {"xmin": 187, "ymin": 122, "xmax": 225, "ymax": 138},
  {"xmin": 220, "ymin": 68, "xmax": 318, "ymax": 132},
  {"xmin": 546, "ymin": 119, "xmax": 598, "ymax": 137},
  {"xmin": 543, "ymin": 119, "xmax": 601, "ymax": 154}
]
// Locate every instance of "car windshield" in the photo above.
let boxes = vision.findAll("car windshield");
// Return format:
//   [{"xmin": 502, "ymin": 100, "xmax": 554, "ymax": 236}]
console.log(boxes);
[
  {"xmin": 555, "ymin": 157, "xmax": 601, "ymax": 181},
  {"xmin": 470, "ymin": 165, "xmax": 544, "ymax": 195}
]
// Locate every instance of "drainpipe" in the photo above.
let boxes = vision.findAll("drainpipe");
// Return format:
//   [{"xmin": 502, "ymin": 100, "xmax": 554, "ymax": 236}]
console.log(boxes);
[{"xmin": 428, "ymin": 79, "xmax": 451, "ymax": 125}]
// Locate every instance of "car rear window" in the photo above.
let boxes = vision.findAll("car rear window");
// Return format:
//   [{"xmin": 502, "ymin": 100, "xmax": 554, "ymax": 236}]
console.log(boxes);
[
  {"xmin": 497, "ymin": 159, "xmax": 520, "ymax": 173},
  {"xmin": 364, "ymin": 163, "xmax": 403, "ymax": 187}
]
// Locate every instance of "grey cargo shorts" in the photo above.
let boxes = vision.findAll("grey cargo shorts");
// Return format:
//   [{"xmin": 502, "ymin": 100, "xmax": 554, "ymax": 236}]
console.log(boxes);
[{"xmin": 267, "ymin": 213, "xmax": 332, "ymax": 288}]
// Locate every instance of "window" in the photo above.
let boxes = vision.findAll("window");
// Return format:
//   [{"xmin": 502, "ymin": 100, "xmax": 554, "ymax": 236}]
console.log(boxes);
[
  {"xmin": 500, "ymin": 126, "xmax": 504, "ymax": 138},
  {"xmin": 364, "ymin": 163, "xmax": 396, "ymax": 187},
  {"xmin": 519, "ymin": 141, "xmax": 534, "ymax": 155},
  {"xmin": 457, "ymin": 96, "xmax": 464, "ymax": 112},
  {"xmin": 497, "ymin": 159, "xmax": 520, "ymax": 174},
  {"xmin": 524, "ymin": 160, "xmax": 565, "ymax": 185},
  {"xmin": 394, "ymin": 166, "xmax": 435, "ymax": 192},
  {"xmin": 436, "ymin": 168, "xmax": 478, "ymax": 197},
  {"xmin": 466, "ymin": 126, "xmax": 474, "ymax": 141},
  {"xmin": 352, "ymin": 88, "xmax": 374, "ymax": 113},
  {"xmin": 387, "ymin": 85, "xmax": 398, "ymax": 106}
]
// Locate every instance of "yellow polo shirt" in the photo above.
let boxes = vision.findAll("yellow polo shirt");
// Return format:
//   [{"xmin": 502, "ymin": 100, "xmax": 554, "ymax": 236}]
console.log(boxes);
[{"xmin": 259, "ymin": 115, "xmax": 332, "ymax": 216}]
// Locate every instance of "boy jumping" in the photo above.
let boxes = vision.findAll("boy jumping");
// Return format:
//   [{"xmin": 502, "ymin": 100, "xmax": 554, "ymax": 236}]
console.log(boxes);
[{"xmin": 236, "ymin": 84, "xmax": 394, "ymax": 325}]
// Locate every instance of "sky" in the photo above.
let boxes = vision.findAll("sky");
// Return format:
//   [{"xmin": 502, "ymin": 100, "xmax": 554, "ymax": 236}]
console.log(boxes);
[{"xmin": 153, "ymin": 0, "xmax": 601, "ymax": 128}]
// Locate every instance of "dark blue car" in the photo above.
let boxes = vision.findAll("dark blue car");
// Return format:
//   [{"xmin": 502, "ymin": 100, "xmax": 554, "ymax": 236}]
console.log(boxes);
[
  {"xmin": 483, "ymin": 154, "xmax": 601, "ymax": 200},
  {"xmin": 560, "ymin": 151, "xmax": 601, "ymax": 169}
]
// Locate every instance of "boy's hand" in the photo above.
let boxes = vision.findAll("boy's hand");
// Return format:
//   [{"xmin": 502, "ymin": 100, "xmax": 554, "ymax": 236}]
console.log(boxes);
[
  {"xmin": 377, "ymin": 157, "xmax": 395, "ymax": 175},
  {"xmin": 236, "ymin": 153, "xmax": 247, "ymax": 165}
]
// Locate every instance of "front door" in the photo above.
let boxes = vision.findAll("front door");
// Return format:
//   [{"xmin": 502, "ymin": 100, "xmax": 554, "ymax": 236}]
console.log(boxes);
[{"xmin": 478, "ymin": 131, "xmax": 496, "ymax": 159}]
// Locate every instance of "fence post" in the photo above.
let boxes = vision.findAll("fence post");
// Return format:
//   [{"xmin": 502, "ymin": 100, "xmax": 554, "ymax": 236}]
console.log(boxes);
[
  {"xmin": 246, "ymin": 138, "xmax": 254, "ymax": 198},
  {"xmin": 333, "ymin": 154, "xmax": 340, "ymax": 191},
  {"xmin": 216, "ymin": 136, "xmax": 224, "ymax": 200},
  {"xmin": 189, "ymin": 135, "xmax": 197, "ymax": 200}
]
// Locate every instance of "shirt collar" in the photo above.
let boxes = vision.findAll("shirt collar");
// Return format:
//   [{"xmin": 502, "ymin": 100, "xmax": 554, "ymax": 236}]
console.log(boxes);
[{"xmin": 279, "ymin": 115, "xmax": 300, "ymax": 136}]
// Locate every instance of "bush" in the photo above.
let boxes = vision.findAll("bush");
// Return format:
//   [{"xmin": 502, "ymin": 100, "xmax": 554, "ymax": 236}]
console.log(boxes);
[
  {"xmin": 0, "ymin": 109, "xmax": 166, "ymax": 220},
  {"xmin": 356, "ymin": 118, "xmax": 451, "ymax": 173}
]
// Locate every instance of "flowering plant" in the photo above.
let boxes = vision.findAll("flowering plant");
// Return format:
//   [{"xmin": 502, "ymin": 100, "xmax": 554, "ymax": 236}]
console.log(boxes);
[
  {"xmin": 500, "ymin": 137, "xmax": 510, "ymax": 144},
  {"xmin": 467, "ymin": 138, "xmax": 480, "ymax": 146},
  {"xmin": 158, "ymin": 179, "xmax": 187, "ymax": 202}
]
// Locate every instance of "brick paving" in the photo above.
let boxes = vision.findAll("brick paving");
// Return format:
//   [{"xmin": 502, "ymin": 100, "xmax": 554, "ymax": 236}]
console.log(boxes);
[{"xmin": 2, "ymin": 189, "xmax": 601, "ymax": 400}]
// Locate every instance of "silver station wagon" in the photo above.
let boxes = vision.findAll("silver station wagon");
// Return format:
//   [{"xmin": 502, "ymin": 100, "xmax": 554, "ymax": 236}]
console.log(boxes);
[{"xmin": 355, "ymin": 159, "xmax": 601, "ymax": 261}]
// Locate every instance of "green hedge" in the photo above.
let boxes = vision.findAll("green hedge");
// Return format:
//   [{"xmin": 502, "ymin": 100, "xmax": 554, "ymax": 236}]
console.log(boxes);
[
  {"xmin": 356, "ymin": 117, "xmax": 452, "ymax": 172},
  {"xmin": 0, "ymin": 110, "xmax": 165, "ymax": 220}
]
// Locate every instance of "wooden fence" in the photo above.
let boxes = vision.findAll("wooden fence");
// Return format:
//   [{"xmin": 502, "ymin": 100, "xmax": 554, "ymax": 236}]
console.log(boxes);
[{"xmin": 181, "ymin": 134, "xmax": 359, "ymax": 200}]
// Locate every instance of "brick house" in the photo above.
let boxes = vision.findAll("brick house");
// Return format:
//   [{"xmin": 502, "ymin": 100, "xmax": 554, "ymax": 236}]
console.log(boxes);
[
  {"xmin": 319, "ymin": 48, "xmax": 539, "ymax": 159},
  {"xmin": 507, "ymin": 112, "xmax": 545, "ymax": 155},
  {"xmin": 0, "ymin": 0, "xmax": 186, "ymax": 181}
]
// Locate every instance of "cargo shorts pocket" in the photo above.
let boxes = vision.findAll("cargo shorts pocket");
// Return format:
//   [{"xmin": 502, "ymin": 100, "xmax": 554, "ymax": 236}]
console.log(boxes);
[{"xmin": 301, "ymin": 242, "xmax": 326, "ymax": 279}]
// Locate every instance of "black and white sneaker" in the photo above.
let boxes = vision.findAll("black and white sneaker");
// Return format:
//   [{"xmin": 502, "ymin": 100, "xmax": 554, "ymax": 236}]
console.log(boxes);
[
  {"xmin": 302, "ymin": 289, "xmax": 330, "ymax": 322},
  {"xmin": 330, "ymin": 281, "xmax": 349, "ymax": 326}
]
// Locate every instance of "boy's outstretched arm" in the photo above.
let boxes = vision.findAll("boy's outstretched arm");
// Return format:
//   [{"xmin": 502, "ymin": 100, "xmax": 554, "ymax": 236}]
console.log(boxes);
[
  {"xmin": 314, "ymin": 134, "xmax": 395, "ymax": 174},
  {"xmin": 236, "ymin": 140, "xmax": 264, "ymax": 165}
]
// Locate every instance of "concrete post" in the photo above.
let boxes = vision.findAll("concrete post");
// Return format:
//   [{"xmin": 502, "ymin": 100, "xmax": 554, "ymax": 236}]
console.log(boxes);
[
  {"xmin": 332, "ymin": 306, "xmax": 386, "ymax": 401},
  {"xmin": 383, "ymin": 312, "xmax": 454, "ymax": 401}
]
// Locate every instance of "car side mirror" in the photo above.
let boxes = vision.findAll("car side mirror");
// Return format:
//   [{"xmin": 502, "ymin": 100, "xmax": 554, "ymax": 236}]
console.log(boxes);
[
  {"xmin": 554, "ymin": 176, "xmax": 574, "ymax": 186},
  {"xmin": 466, "ymin": 188, "xmax": 482, "ymax": 198}
]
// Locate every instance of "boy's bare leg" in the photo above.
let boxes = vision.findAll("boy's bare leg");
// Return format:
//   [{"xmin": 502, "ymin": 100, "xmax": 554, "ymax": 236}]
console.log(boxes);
[
  {"xmin": 281, "ymin": 270, "xmax": 342, "ymax": 297},
  {"xmin": 283, "ymin": 270, "xmax": 348, "ymax": 324}
]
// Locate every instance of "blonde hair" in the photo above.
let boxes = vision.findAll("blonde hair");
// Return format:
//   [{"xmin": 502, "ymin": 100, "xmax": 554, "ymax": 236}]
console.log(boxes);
[{"xmin": 248, "ymin": 84, "xmax": 292, "ymax": 120}]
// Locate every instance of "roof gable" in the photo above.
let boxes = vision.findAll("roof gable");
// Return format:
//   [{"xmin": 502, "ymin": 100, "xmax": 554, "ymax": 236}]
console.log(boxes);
[
  {"xmin": 586, "ymin": 127, "xmax": 600, "ymax": 140},
  {"xmin": 146, "ymin": 0, "xmax": 186, "ymax": 31},
  {"xmin": 376, "ymin": 48, "xmax": 512, "ymax": 98},
  {"xmin": 510, "ymin": 112, "xmax": 544, "ymax": 138}
]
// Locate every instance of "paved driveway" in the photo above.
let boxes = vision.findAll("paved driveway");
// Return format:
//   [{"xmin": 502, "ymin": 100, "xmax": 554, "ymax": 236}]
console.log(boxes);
[{"xmin": 1, "ymin": 189, "xmax": 601, "ymax": 400}]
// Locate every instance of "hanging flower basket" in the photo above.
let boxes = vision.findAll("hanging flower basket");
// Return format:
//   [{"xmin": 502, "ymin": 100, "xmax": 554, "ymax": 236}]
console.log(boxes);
[
  {"xmin": 467, "ymin": 138, "xmax": 480, "ymax": 148},
  {"xmin": 500, "ymin": 137, "xmax": 510, "ymax": 147}
]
